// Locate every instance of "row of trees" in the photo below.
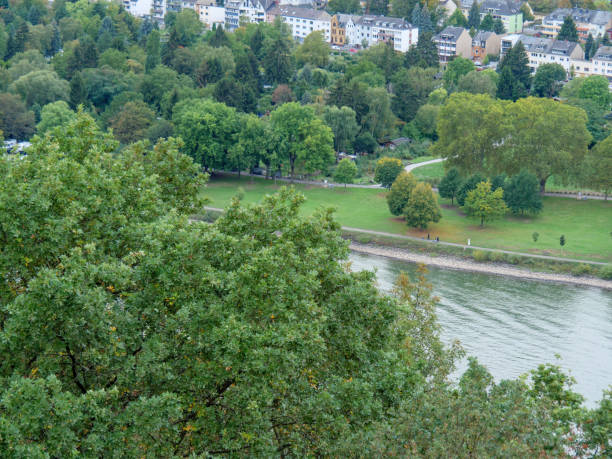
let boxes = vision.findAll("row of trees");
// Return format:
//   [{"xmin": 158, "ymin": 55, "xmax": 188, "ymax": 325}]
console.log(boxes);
[
  {"xmin": 386, "ymin": 170, "xmax": 442, "ymax": 228},
  {"xmin": 435, "ymin": 93, "xmax": 598, "ymax": 193}
]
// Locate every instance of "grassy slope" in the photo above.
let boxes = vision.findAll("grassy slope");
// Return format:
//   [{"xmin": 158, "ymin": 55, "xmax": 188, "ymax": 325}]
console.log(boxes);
[{"xmin": 203, "ymin": 176, "xmax": 612, "ymax": 262}]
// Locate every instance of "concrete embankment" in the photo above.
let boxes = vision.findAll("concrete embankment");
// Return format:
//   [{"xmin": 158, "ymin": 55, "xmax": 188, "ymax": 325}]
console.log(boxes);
[{"xmin": 350, "ymin": 242, "xmax": 612, "ymax": 290}]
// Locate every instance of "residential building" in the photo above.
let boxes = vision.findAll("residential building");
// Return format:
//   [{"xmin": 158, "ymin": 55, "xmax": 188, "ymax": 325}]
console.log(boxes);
[
  {"xmin": 461, "ymin": 0, "xmax": 524, "ymax": 33},
  {"xmin": 479, "ymin": 0, "xmax": 523, "ymax": 33},
  {"xmin": 331, "ymin": 14, "xmax": 358, "ymax": 46},
  {"xmin": 541, "ymin": 8, "xmax": 612, "ymax": 41},
  {"xmin": 500, "ymin": 34, "xmax": 584, "ymax": 76},
  {"xmin": 472, "ymin": 30, "xmax": 500, "ymax": 63},
  {"xmin": 225, "ymin": 0, "xmax": 272, "ymax": 30},
  {"xmin": 122, "ymin": 0, "xmax": 154, "ymax": 18},
  {"xmin": 351, "ymin": 15, "xmax": 418, "ymax": 52},
  {"xmin": 434, "ymin": 26, "xmax": 472, "ymax": 64},
  {"xmin": 267, "ymin": 6, "xmax": 331, "ymax": 42},
  {"xmin": 438, "ymin": 0, "xmax": 457, "ymax": 19},
  {"xmin": 195, "ymin": 0, "xmax": 225, "ymax": 28},
  {"xmin": 572, "ymin": 46, "xmax": 612, "ymax": 80}
]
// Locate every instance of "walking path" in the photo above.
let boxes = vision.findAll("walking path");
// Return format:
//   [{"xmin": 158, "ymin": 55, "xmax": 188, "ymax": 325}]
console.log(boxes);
[
  {"xmin": 202, "ymin": 206, "xmax": 609, "ymax": 266},
  {"xmin": 217, "ymin": 162, "xmax": 608, "ymax": 200},
  {"xmin": 404, "ymin": 157, "xmax": 445, "ymax": 172}
]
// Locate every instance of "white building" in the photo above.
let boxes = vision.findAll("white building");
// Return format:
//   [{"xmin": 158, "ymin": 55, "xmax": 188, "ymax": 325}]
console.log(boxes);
[
  {"xmin": 122, "ymin": 0, "xmax": 154, "ymax": 18},
  {"xmin": 225, "ymin": 0, "xmax": 272, "ymax": 30},
  {"xmin": 195, "ymin": 0, "xmax": 225, "ymax": 28},
  {"xmin": 267, "ymin": 6, "xmax": 332, "ymax": 42},
  {"xmin": 571, "ymin": 46, "xmax": 612, "ymax": 81},
  {"xmin": 501, "ymin": 34, "xmax": 584, "ymax": 76},
  {"xmin": 349, "ymin": 15, "xmax": 418, "ymax": 52},
  {"xmin": 541, "ymin": 8, "xmax": 612, "ymax": 41}
]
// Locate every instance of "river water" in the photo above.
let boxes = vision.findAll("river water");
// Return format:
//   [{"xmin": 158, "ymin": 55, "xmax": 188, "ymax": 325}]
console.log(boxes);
[{"xmin": 349, "ymin": 252, "xmax": 612, "ymax": 407}]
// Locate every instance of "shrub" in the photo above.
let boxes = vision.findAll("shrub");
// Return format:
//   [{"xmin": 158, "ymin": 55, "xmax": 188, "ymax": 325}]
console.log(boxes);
[
  {"xmin": 472, "ymin": 250, "xmax": 490, "ymax": 262},
  {"xmin": 508, "ymin": 255, "xmax": 521, "ymax": 265},
  {"xmin": 571, "ymin": 264, "xmax": 593, "ymax": 276},
  {"xmin": 489, "ymin": 252, "xmax": 506, "ymax": 263},
  {"xmin": 598, "ymin": 265, "xmax": 612, "ymax": 280}
]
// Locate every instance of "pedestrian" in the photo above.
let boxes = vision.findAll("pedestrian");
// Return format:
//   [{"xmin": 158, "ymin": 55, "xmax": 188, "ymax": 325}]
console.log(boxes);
[
  {"xmin": 436, "ymin": 236, "xmax": 439, "ymax": 242},
  {"xmin": 427, "ymin": 233, "xmax": 430, "ymax": 240},
  {"xmin": 468, "ymin": 238, "xmax": 471, "ymax": 246}
]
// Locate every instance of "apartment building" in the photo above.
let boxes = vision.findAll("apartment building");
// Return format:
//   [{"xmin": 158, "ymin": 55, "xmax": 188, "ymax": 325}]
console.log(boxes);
[
  {"xmin": 501, "ymin": 34, "xmax": 584, "ymax": 76},
  {"xmin": 349, "ymin": 15, "xmax": 418, "ymax": 52},
  {"xmin": 541, "ymin": 8, "xmax": 612, "ymax": 41},
  {"xmin": 472, "ymin": 30, "xmax": 500, "ymax": 63},
  {"xmin": 225, "ymin": 0, "xmax": 274, "ymax": 30},
  {"xmin": 195, "ymin": 0, "xmax": 225, "ymax": 28},
  {"xmin": 434, "ymin": 26, "xmax": 472, "ymax": 64},
  {"xmin": 461, "ymin": 0, "xmax": 524, "ymax": 33},
  {"xmin": 331, "ymin": 14, "xmax": 358, "ymax": 46},
  {"xmin": 267, "ymin": 6, "xmax": 332, "ymax": 42},
  {"xmin": 571, "ymin": 46, "xmax": 612, "ymax": 79}
]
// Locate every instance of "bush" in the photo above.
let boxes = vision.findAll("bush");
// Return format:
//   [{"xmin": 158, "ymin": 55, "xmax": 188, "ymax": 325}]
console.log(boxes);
[
  {"xmin": 598, "ymin": 265, "xmax": 612, "ymax": 280},
  {"xmin": 472, "ymin": 250, "xmax": 490, "ymax": 262},
  {"xmin": 356, "ymin": 234, "xmax": 372, "ymax": 244},
  {"xmin": 571, "ymin": 263, "xmax": 593, "ymax": 276},
  {"xmin": 508, "ymin": 255, "xmax": 521, "ymax": 265},
  {"xmin": 489, "ymin": 252, "xmax": 506, "ymax": 263}
]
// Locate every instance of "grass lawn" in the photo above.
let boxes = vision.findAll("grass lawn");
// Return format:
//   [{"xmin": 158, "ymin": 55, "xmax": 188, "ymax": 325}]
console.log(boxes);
[
  {"xmin": 203, "ymin": 175, "xmax": 612, "ymax": 262},
  {"xmin": 412, "ymin": 161, "xmax": 445, "ymax": 181},
  {"xmin": 410, "ymin": 160, "xmax": 602, "ymax": 194}
]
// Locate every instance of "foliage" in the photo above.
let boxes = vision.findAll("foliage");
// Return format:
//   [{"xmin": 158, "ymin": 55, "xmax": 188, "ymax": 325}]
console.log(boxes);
[
  {"xmin": 583, "ymin": 133, "xmax": 612, "ymax": 199},
  {"xmin": 334, "ymin": 157, "xmax": 358, "ymax": 187},
  {"xmin": 387, "ymin": 170, "xmax": 417, "ymax": 215},
  {"xmin": 457, "ymin": 173, "xmax": 486, "ymax": 206},
  {"xmin": 463, "ymin": 180, "xmax": 508, "ymax": 226},
  {"xmin": 295, "ymin": 31, "xmax": 329, "ymax": 67},
  {"xmin": 392, "ymin": 67, "xmax": 436, "ymax": 122},
  {"xmin": 404, "ymin": 32, "xmax": 439, "ymax": 69},
  {"xmin": 457, "ymin": 70, "xmax": 497, "ymax": 96},
  {"xmin": 557, "ymin": 15, "xmax": 578, "ymax": 42},
  {"xmin": 0, "ymin": 92, "xmax": 35, "ymax": 139},
  {"xmin": 443, "ymin": 56, "xmax": 475, "ymax": 88},
  {"xmin": 327, "ymin": 0, "xmax": 361, "ymax": 13},
  {"xmin": 503, "ymin": 170, "xmax": 543, "ymax": 215},
  {"xmin": 271, "ymin": 102, "xmax": 335, "ymax": 179},
  {"xmin": 413, "ymin": 103, "xmax": 439, "ymax": 139},
  {"xmin": 532, "ymin": 63, "xmax": 566, "ymax": 97},
  {"xmin": 496, "ymin": 42, "xmax": 531, "ymax": 101},
  {"xmin": 467, "ymin": 2, "xmax": 480, "ymax": 28},
  {"xmin": 323, "ymin": 105, "xmax": 359, "ymax": 153},
  {"xmin": 403, "ymin": 181, "xmax": 441, "ymax": 229},
  {"xmin": 173, "ymin": 97, "xmax": 239, "ymax": 171},
  {"xmin": 354, "ymin": 131, "xmax": 378, "ymax": 153},
  {"xmin": 446, "ymin": 9, "xmax": 467, "ymax": 28},
  {"xmin": 37, "ymin": 100, "xmax": 76, "ymax": 134},
  {"xmin": 109, "ymin": 100, "xmax": 156, "ymax": 144},
  {"xmin": 479, "ymin": 13, "xmax": 495, "ymax": 31},
  {"xmin": 375, "ymin": 157, "xmax": 404, "ymax": 188},
  {"xmin": 438, "ymin": 167, "xmax": 462, "ymax": 205},
  {"xmin": 577, "ymin": 75, "xmax": 612, "ymax": 110},
  {"xmin": 9, "ymin": 69, "xmax": 69, "ymax": 107}
]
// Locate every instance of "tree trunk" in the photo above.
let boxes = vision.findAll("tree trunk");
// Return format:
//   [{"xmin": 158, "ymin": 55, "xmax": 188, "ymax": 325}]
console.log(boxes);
[
  {"xmin": 480, "ymin": 215, "xmax": 484, "ymax": 227},
  {"xmin": 539, "ymin": 177, "xmax": 547, "ymax": 193}
]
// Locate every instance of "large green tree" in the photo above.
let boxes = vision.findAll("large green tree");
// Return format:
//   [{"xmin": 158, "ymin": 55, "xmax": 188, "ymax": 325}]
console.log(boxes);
[
  {"xmin": 438, "ymin": 167, "xmax": 462, "ymax": 205},
  {"xmin": 9, "ymin": 69, "xmax": 69, "ymax": 107},
  {"xmin": 403, "ymin": 182, "xmax": 442, "ymax": 229},
  {"xmin": 504, "ymin": 97, "xmax": 591, "ymax": 192},
  {"xmin": 334, "ymin": 157, "xmax": 358, "ymax": 187},
  {"xmin": 323, "ymin": 105, "xmax": 359, "ymax": 153},
  {"xmin": 173, "ymin": 98, "xmax": 239, "ymax": 171},
  {"xmin": 36, "ymin": 100, "xmax": 76, "ymax": 134},
  {"xmin": 532, "ymin": 63, "xmax": 566, "ymax": 97},
  {"xmin": 496, "ymin": 41, "xmax": 531, "ymax": 101},
  {"xmin": 387, "ymin": 170, "xmax": 417, "ymax": 215},
  {"xmin": 375, "ymin": 157, "xmax": 404, "ymax": 188},
  {"xmin": 109, "ymin": 100, "xmax": 156, "ymax": 144},
  {"xmin": 503, "ymin": 170, "xmax": 543, "ymax": 215},
  {"xmin": 271, "ymin": 102, "xmax": 335, "ymax": 179},
  {"xmin": 463, "ymin": 180, "xmax": 508, "ymax": 227},
  {"xmin": 295, "ymin": 31, "xmax": 330, "ymax": 67},
  {"xmin": 583, "ymin": 133, "xmax": 612, "ymax": 199},
  {"xmin": 557, "ymin": 15, "xmax": 579, "ymax": 42},
  {"xmin": 0, "ymin": 92, "xmax": 35, "ymax": 139}
]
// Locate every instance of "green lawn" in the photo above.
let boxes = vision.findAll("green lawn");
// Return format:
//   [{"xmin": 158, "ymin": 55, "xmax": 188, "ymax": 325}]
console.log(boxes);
[
  {"xmin": 410, "ymin": 160, "xmax": 602, "ymax": 194},
  {"xmin": 412, "ymin": 161, "xmax": 445, "ymax": 181},
  {"xmin": 203, "ymin": 176, "xmax": 612, "ymax": 262}
]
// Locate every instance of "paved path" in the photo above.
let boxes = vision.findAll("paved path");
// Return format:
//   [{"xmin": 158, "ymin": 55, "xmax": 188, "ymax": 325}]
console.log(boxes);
[
  {"xmin": 216, "ymin": 168, "xmax": 608, "ymax": 200},
  {"xmin": 201, "ymin": 206, "xmax": 609, "ymax": 266},
  {"xmin": 405, "ymin": 157, "xmax": 445, "ymax": 172}
]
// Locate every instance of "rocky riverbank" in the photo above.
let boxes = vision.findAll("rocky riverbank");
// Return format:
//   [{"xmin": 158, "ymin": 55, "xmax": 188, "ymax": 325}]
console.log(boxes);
[{"xmin": 350, "ymin": 242, "xmax": 612, "ymax": 290}]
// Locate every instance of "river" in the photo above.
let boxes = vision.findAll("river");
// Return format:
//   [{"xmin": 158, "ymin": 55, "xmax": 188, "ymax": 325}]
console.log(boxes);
[{"xmin": 349, "ymin": 252, "xmax": 612, "ymax": 408}]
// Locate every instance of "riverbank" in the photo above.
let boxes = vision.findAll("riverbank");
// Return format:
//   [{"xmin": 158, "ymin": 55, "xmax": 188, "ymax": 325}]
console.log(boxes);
[{"xmin": 350, "ymin": 242, "xmax": 612, "ymax": 290}]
